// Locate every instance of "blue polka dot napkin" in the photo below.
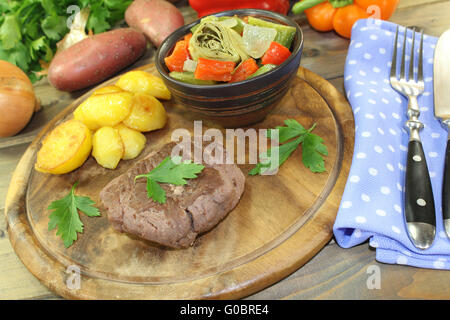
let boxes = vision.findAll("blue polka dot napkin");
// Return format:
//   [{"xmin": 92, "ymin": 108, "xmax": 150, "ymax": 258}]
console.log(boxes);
[{"xmin": 333, "ymin": 19, "xmax": 450, "ymax": 269}]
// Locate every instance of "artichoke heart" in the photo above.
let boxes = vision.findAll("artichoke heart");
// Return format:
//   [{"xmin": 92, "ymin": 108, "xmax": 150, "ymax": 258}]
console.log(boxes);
[{"xmin": 189, "ymin": 20, "xmax": 249, "ymax": 63}]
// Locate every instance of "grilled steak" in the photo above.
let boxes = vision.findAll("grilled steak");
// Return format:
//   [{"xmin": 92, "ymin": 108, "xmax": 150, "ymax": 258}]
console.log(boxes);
[{"xmin": 99, "ymin": 142, "xmax": 245, "ymax": 249}]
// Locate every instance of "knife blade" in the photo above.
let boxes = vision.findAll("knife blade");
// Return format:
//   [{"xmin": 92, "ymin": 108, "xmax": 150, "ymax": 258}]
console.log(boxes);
[{"xmin": 433, "ymin": 29, "xmax": 450, "ymax": 239}]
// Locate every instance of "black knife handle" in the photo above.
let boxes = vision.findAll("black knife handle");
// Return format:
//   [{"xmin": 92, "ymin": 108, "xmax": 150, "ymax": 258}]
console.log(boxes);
[
  {"xmin": 405, "ymin": 140, "xmax": 436, "ymax": 226},
  {"xmin": 442, "ymin": 139, "xmax": 450, "ymax": 222}
]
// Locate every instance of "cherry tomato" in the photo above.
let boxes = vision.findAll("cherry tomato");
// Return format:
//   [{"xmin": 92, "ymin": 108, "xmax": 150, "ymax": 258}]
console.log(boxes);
[
  {"xmin": 305, "ymin": 2, "xmax": 337, "ymax": 32},
  {"xmin": 333, "ymin": 4, "xmax": 369, "ymax": 39}
]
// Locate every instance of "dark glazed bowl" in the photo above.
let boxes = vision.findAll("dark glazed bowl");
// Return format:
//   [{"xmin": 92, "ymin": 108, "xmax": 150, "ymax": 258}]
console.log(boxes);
[{"xmin": 156, "ymin": 9, "xmax": 304, "ymax": 128}]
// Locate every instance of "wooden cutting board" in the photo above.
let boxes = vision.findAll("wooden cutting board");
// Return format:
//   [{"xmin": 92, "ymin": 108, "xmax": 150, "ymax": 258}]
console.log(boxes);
[{"xmin": 4, "ymin": 65, "xmax": 354, "ymax": 300}]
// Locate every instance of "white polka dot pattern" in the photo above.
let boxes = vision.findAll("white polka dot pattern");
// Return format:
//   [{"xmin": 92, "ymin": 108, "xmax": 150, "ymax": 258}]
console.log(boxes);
[{"xmin": 334, "ymin": 19, "xmax": 450, "ymax": 270}]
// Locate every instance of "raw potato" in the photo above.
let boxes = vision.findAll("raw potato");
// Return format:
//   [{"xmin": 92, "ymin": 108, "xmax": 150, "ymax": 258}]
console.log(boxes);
[
  {"xmin": 116, "ymin": 71, "xmax": 171, "ymax": 100},
  {"xmin": 73, "ymin": 88, "xmax": 133, "ymax": 130},
  {"xmin": 122, "ymin": 93, "xmax": 167, "ymax": 132},
  {"xmin": 92, "ymin": 127, "xmax": 124, "ymax": 169},
  {"xmin": 35, "ymin": 119, "xmax": 92, "ymax": 175},
  {"xmin": 125, "ymin": 0, "xmax": 184, "ymax": 47},
  {"xmin": 115, "ymin": 124, "xmax": 147, "ymax": 160},
  {"xmin": 48, "ymin": 28, "xmax": 147, "ymax": 92}
]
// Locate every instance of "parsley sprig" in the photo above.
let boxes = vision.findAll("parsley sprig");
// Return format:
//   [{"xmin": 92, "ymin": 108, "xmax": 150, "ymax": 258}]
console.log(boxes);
[
  {"xmin": 135, "ymin": 156, "xmax": 205, "ymax": 204},
  {"xmin": 48, "ymin": 182, "xmax": 100, "ymax": 248},
  {"xmin": 250, "ymin": 119, "xmax": 328, "ymax": 175}
]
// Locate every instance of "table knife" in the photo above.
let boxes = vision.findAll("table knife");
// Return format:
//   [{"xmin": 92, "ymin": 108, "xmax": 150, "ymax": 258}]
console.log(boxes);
[{"xmin": 433, "ymin": 29, "xmax": 450, "ymax": 239}]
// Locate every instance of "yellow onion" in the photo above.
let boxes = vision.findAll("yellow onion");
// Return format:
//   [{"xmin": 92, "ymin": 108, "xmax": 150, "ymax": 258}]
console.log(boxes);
[{"xmin": 0, "ymin": 60, "xmax": 39, "ymax": 137}]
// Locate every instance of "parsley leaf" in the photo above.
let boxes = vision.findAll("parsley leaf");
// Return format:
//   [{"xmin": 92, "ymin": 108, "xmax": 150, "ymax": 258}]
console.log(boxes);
[
  {"xmin": 0, "ymin": 14, "xmax": 22, "ymax": 50},
  {"xmin": 302, "ymin": 132, "xmax": 328, "ymax": 173},
  {"xmin": 48, "ymin": 182, "xmax": 100, "ymax": 248},
  {"xmin": 86, "ymin": 2, "xmax": 111, "ymax": 34},
  {"xmin": 267, "ymin": 119, "xmax": 308, "ymax": 143},
  {"xmin": 41, "ymin": 14, "xmax": 68, "ymax": 40},
  {"xmin": 250, "ymin": 119, "xmax": 328, "ymax": 175},
  {"xmin": 249, "ymin": 137, "xmax": 303, "ymax": 176},
  {"xmin": 135, "ymin": 156, "xmax": 205, "ymax": 204}
]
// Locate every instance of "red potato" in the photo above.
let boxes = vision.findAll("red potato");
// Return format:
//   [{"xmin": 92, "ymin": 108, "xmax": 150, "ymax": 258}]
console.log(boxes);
[
  {"xmin": 48, "ymin": 28, "xmax": 147, "ymax": 92},
  {"xmin": 125, "ymin": 0, "xmax": 185, "ymax": 47}
]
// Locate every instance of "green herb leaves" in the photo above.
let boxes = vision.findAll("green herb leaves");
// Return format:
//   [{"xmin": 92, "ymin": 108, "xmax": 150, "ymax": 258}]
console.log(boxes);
[
  {"xmin": 0, "ymin": 0, "xmax": 131, "ymax": 82},
  {"xmin": 302, "ymin": 130, "xmax": 329, "ymax": 172},
  {"xmin": 250, "ymin": 119, "xmax": 328, "ymax": 175},
  {"xmin": 48, "ymin": 182, "xmax": 100, "ymax": 248},
  {"xmin": 135, "ymin": 156, "xmax": 205, "ymax": 204},
  {"xmin": 0, "ymin": 14, "xmax": 22, "ymax": 50}
]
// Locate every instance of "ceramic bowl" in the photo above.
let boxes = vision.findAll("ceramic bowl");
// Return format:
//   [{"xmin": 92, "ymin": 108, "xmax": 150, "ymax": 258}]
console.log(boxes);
[{"xmin": 155, "ymin": 9, "xmax": 304, "ymax": 128}]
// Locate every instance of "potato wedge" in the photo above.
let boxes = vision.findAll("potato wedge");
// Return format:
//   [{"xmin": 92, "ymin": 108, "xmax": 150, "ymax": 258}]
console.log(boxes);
[
  {"xmin": 73, "ymin": 90, "xmax": 133, "ymax": 130},
  {"xmin": 115, "ymin": 123, "xmax": 147, "ymax": 160},
  {"xmin": 122, "ymin": 93, "xmax": 167, "ymax": 132},
  {"xmin": 92, "ymin": 126, "xmax": 124, "ymax": 169},
  {"xmin": 92, "ymin": 85, "xmax": 124, "ymax": 96},
  {"xmin": 35, "ymin": 119, "xmax": 92, "ymax": 174},
  {"xmin": 116, "ymin": 70, "xmax": 171, "ymax": 100}
]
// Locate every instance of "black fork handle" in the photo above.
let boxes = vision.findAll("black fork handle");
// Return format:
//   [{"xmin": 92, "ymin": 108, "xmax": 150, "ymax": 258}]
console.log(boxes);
[{"xmin": 405, "ymin": 140, "xmax": 436, "ymax": 226}]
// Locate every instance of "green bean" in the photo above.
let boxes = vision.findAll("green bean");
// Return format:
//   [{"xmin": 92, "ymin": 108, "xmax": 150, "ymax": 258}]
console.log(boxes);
[
  {"xmin": 247, "ymin": 64, "xmax": 277, "ymax": 79},
  {"xmin": 169, "ymin": 71, "xmax": 216, "ymax": 85}
]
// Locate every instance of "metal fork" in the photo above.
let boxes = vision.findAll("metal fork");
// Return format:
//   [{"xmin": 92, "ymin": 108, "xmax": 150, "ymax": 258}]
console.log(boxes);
[{"xmin": 390, "ymin": 26, "xmax": 436, "ymax": 250}]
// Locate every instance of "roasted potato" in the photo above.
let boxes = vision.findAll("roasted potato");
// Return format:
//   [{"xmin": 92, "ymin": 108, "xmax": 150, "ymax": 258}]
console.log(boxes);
[
  {"xmin": 35, "ymin": 119, "xmax": 92, "ymax": 174},
  {"xmin": 92, "ymin": 126, "xmax": 124, "ymax": 169},
  {"xmin": 115, "ymin": 123, "xmax": 147, "ymax": 160},
  {"xmin": 92, "ymin": 85, "xmax": 124, "ymax": 96},
  {"xmin": 116, "ymin": 71, "xmax": 171, "ymax": 100},
  {"xmin": 73, "ymin": 88, "xmax": 133, "ymax": 130},
  {"xmin": 122, "ymin": 93, "xmax": 167, "ymax": 132}
]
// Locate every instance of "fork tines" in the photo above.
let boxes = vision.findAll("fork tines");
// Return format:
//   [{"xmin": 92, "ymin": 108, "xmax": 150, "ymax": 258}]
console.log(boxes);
[{"xmin": 390, "ymin": 26, "xmax": 425, "ymax": 89}]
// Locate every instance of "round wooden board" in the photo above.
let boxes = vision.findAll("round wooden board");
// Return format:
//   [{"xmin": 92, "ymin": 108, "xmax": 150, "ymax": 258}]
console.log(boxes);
[{"xmin": 5, "ymin": 65, "xmax": 354, "ymax": 300}]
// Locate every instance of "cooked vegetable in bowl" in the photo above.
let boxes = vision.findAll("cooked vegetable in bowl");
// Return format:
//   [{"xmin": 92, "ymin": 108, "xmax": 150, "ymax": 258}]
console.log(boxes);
[
  {"xmin": 163, "ymin": 14, "xmax": 297, "ymax": 85},
  {"xmin": 156, "ymin": 9, "xmax": 303, "ymax": 128}
]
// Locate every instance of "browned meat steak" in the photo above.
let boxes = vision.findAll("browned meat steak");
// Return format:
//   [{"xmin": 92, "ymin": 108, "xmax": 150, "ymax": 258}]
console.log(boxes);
[{"xmin": 99, "ymin": 142, "xmax": 245, "ymax": 249}]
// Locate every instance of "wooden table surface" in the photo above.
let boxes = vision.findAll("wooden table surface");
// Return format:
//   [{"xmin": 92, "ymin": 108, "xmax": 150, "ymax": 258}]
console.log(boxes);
[{"xmin": 1, "ymin": 0, "xmax": 450, "ymax": 300}]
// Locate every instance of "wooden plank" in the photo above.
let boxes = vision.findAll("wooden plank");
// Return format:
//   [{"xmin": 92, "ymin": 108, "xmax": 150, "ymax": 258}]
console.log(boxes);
[
  {"xmin": 0, "ymin": 214, "xmax": 58, "ymax": 299},
  {"xmin": 398, "ymin": 0, "xmax": 444, "ymax": 9},
  {"xmin": 246, "ymin": 243, "xmax": 450, "ymax": 299},
  {"xmin": 390, "ymin": 1, "xmax": 450, "ymax": 35},
  {"xmin": 0, "ymin": 144, "xmax": 29, "ymax": 211}
]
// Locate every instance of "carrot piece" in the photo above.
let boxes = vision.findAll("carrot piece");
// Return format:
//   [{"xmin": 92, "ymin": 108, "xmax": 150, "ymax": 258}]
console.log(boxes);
[
  {"xmin": 261, "ymin": 41, "xmax": 292, "ymax": 66},
  {"xmin": 194, "ymin": 58, "xmax": 236, "ymax": 82},
  {"xmin": 164, "ymin": 40, "xmax": 190, "ymax": 72},
  {"xmin": 229, "ymin": 58, "xmax": 259, "ymax": 83},
  {"xmin": 184, "ymin": 33, "xmax": 193, "ymax": 46}
]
